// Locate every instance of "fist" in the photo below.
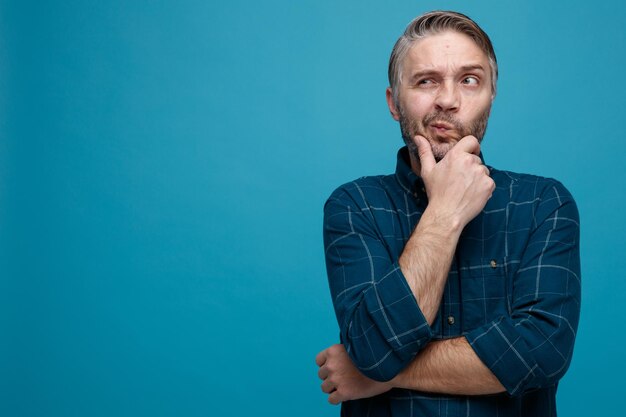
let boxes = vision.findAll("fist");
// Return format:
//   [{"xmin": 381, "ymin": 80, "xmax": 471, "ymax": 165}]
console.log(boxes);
[
  {"xmin": 315, "ymin": 344, "xmax": 393, "ymax": 404},
  {"xmin": 414, "ymin": 135, "xmax": 495, "ymax": 228}
]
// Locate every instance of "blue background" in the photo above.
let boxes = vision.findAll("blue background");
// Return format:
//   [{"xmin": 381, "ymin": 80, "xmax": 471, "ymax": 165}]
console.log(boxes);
[{"xmin": 2, "ymin": 1, "xmax": 624, "ymax": 416}]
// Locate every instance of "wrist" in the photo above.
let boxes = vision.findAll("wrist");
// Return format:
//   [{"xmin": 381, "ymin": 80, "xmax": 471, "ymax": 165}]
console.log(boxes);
[{"xmin": 420, "ymin": 206, "xmax": 464, "ymax": 238}]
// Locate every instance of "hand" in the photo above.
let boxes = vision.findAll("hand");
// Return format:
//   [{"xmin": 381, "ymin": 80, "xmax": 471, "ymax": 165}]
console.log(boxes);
[
  {"xmin": 315, "ymin": 344, "xmax": 393, "ymax": 405},
  {"xmin": 414, "ymin": 135, "xmax": 495, "ymax": 229}
]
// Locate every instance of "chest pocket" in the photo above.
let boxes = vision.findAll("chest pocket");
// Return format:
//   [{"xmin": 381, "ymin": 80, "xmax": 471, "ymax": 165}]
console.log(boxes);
[{"xmin": 458, "ymin": 257, "xmax": 512, "ymax": 331}]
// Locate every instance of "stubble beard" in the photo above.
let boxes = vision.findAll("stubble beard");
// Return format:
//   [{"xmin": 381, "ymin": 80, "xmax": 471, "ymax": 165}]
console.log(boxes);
[{"xmin": 399, "ymin": 105, "xmax": 492, "ymax": 162}]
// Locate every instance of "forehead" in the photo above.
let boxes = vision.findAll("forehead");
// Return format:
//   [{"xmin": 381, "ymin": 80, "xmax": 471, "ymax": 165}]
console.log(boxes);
[{"xmin": 402, "ymin": 30, "xmax": 489, "ymax": 75}]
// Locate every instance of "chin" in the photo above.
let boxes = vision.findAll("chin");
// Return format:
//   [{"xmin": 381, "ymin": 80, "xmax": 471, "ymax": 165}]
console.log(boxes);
[{"xmin": 429, "ymin": 141, "xmax": 455, "ymax": 162}]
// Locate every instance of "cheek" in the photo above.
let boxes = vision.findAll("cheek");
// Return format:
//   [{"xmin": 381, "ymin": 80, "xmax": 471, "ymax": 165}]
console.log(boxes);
[
  {"xmin": 401, "ymin": 95, "xmax": 433, "ymax": 119},
  {"xmin": 462, "ymin": 96, "xmax": 492, "ymax": 120},
  {"xmin": 462, "ymin": 92, "xmax": 492, "ymax": 111}
]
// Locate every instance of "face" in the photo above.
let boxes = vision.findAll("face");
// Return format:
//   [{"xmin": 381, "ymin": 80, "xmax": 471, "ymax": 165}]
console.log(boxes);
[{"xmin": 387, "ymin": 31, "xmax": 494, "ymax": 162}]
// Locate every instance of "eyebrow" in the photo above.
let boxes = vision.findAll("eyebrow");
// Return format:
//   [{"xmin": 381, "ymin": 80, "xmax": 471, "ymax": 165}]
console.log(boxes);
[
  {"xmin": 408, "ymin": 64, "xmax": 487, "ymax": 82},
  {"xmin": 459, "ymin": 64, "xmax": 486, "ymax": 73}
]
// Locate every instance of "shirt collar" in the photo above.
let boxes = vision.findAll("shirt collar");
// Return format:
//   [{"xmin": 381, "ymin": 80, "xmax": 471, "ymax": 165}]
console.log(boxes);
[
  {"xmin": 395, "ymin": 147, "xmax": 423, "ymax": 196},
  {"xmin": 394, "ymin": 146, "xmax": 487, "ymax": 196}
]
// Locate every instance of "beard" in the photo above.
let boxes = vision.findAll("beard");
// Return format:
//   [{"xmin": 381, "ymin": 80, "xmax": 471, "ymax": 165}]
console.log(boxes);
[{"xmin": 399, "ymin": 104, "xmax": 491, "ymax": 162}]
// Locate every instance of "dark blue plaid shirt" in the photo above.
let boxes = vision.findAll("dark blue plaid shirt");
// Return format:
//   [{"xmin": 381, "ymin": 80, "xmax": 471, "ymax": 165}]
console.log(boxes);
[{"xmin": 323, "ymin": 147, "xmax": 580, "ymax": 416}]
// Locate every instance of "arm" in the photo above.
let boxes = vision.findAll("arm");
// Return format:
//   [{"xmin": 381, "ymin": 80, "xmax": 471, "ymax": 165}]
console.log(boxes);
[
  {"xmin": 316, "ymin": 338, "xmax": 504, "ymax": 405},
  {"xmin": 392, "ymin": 337, "xmax": 504, "ymax": 394},
  {"xmin": 324, "ymin": 136, "xmax": 494, "ymax": 381},
  {"xmin": 399, "ymin": 135, "xmax": 495, "ymax": 324},
  {"xmin": 318, "ymin": 181, "xmax": 580, "ymax": 401},
  {"xmin": 463, "ymin": 180, "xmax": 581, "ymax": 395},
  {"xmin": 324, "ymin": 183, "xmax": 434, "ymax": 381},
  {"xmin": 400, "ymin": 181, "xmax": 581, "ymax": 395}
]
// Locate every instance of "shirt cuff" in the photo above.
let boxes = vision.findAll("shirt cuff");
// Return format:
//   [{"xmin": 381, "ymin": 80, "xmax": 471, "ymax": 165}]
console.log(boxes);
[
  {"xmin": 465, "ymin": 316, "xmax": 540, "ymax": 396},
  {"xmin": 346, "ymin": 261, "xmax": 433, "ymax": 381}
]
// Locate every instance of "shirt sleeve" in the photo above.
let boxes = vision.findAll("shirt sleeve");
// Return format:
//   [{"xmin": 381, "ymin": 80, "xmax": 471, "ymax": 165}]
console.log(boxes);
[
  {"xmin": 323, "ymin": 186, "xmax": 433, "ymax": 382},
  {"xmin": 465, "ymin": 180, "xmax": 581, "ymax": 396}
]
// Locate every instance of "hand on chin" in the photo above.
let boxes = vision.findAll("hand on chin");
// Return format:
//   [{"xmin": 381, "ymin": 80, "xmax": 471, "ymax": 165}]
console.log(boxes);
[{"xmin": 421, "ymin": 135, "xmax": 458, "ymax": 162}]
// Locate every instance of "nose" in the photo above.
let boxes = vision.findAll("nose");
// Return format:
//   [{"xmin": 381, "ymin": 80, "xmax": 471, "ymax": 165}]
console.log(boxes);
[{"xmin": 434, "ymin": 81, "xmax": 459, "ymax": 112}]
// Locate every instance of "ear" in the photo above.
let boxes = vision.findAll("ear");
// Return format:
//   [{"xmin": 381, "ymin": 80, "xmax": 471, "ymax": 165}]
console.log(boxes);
[{"xmin": 386, "ymin": 87, "xmax": 400, "ymax": 121}]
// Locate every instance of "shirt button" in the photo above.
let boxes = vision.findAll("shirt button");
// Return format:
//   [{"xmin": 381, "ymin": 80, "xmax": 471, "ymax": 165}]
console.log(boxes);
[
  {"xmin": 447, "ymin": 316, "xmax": 455, "ymax": 325},
  {"xmin": 490, "ymin": 259, "xmax": 497, "ymax": 268}
]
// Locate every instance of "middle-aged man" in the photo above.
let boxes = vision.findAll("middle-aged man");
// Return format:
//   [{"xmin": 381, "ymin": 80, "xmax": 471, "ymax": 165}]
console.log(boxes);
[{"xmin": 315, "ymin": 10, "xmax": 580, "ymax": 417}]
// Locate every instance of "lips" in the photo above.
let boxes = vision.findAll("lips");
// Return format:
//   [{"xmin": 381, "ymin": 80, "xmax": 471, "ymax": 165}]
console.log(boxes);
[
  {"xmin": 430, "ymin": 121, "xmax": 455, "ymax": 130},
  {"xmin": 428, "ymin": 121, "xmax": 461, "ymax": 140}
]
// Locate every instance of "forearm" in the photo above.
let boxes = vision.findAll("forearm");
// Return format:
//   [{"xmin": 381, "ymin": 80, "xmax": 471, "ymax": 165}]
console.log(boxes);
[
  {"xmin": 316, "ymin": 339, "xmax": 504, "ymax": 405},
  {"xmin": 391, "ymin": 337, "xmax": 505, "ymax": 395},
  {"xmin": 399, "ymin": 207, "xmax": 462, "ymax": 324}
]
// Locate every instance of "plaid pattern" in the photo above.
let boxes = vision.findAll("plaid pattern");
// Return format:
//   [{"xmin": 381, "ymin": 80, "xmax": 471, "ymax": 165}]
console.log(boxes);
[{"xmin": 323, "ymin": 147, "xmax": 580, "ymax": 416}]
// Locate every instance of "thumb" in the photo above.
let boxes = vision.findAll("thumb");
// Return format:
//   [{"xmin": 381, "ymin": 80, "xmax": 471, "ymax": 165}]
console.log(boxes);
[{"xmin": 414, "ymin": 135, "xmax": 436, "ymax": 175}]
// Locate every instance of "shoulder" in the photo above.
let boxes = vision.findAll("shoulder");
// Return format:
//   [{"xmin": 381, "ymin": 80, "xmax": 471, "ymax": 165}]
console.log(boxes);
[
  {"xmin": 489, "ymin": 167, "xmax": 578, "ymax": 219},
  {"xmin": 490, "ymin": 167, "xmax": 575, "ymax": 199},
  {"xmin": 324, "ymin": 174, "xmax": 397, "ymax": 212}
]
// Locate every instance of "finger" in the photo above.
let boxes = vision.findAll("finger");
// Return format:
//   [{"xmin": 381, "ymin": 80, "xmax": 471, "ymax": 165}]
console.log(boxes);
[
  {"xmin": 328, "ymin": 391, "xmax": 342, "ymax": 405},
  {"xmin": 315, "ymin": 349, "xmax": 327, "ymax": 367},
  {"xmin": 321, "ymin": 379, "xmax": 335, "ymax": 394},
  {"xmin": 455, "ymin": 135, "xmax": 481, "ymax": 156},
  {"xmin": 414, "ymin": 135, "xmax": 436, "ymax": 174},
  {"xmin": 318, "ymin": 365, "xmax": 329, "ymax": 380},
  {"xmin": 471, "ymin": 154, "xmax": 482, "ymax": 165}
]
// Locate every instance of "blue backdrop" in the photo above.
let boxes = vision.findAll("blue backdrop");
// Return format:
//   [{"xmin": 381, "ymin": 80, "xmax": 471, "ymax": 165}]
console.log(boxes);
[{"xmin": 2, "ymin": 1, "xmax": 625, "ymax": 416}]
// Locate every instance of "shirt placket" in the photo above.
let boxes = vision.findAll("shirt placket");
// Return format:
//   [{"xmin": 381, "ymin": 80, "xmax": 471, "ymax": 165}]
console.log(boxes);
[{"xmin": 442, "ymin": 259, "xmax": 462, "ymax": 338}]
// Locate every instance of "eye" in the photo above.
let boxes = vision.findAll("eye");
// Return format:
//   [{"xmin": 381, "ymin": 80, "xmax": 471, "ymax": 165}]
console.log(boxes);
[
  {"xmin": 417, "ymin": 79, "xmax": 436, "ymax": 87},
  {"xmin": 461, "ymin": 76, "xmax": 479, "ymax": 85}
]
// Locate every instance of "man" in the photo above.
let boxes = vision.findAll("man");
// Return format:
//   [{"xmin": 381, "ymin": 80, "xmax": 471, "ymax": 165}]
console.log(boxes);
[{"xmin": 315, "ymin": 10, "xmax": 580, "ymax": 417}]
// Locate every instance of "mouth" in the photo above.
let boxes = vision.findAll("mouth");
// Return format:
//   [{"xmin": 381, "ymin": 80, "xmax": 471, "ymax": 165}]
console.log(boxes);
[
  {"xmin": 428, "ymin": 121, "xmax": 460, "ymax": 140},
  {"xmin": 430, "ymin": 121, "xmax": 455, "ymax": 131}
]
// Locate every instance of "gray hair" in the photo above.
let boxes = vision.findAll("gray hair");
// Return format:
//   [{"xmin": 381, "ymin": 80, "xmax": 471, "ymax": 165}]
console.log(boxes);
[{"xmin": 388, "ymin": 11, "xmax": 498, "ymax": 107}]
